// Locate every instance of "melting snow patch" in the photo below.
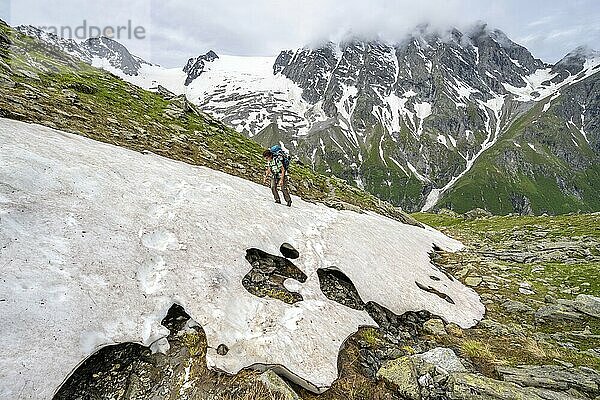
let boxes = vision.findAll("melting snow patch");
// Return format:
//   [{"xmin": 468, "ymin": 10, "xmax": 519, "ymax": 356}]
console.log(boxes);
[
  {"xmin": 504, "ymin": 57, "xmax": 600, "ymax": 103},
  {"xmin": 437, "ymin": 135, "xmax": 448, "ymax": 148},
  {"xmin": 542, "ymin": 92, "xmax": 561, "ymax": 113},
  {"xmin": 579, "ymin": 106, "xmax": 590, "ymax": 144},
  {"xmin": 389, "ymin": 157, "xmax": 409, "ymax": 177},
  {"xmin": 0, "ymin": 119, "xmax": 483, "ymax": 399},
  {"xmin": 414, "ymin": 102, "xmax": 432, "ymax": 119},
  {"xmin": 528, "ymin": 143, "xmax": 536, "ymax": 151},
  {"xmin": 448, "ymin": 135, "xmax": 457, "ymax": 147},
  {"xmin": 379, "ymin": 135, "xmax": 388, "ymax": 166},
  {"xmin": 406, "ymin": 161, "xmax": 430, "ymax": 183},
  {"xmin": 414, "ymin": 102, "xmax": 432, "ymax": 136}
]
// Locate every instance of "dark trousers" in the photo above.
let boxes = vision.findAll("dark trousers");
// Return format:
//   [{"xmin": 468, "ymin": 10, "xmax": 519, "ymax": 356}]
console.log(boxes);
[{"xmin": 271, "ymin": 174, "xmax": 291, "ymax": 204}]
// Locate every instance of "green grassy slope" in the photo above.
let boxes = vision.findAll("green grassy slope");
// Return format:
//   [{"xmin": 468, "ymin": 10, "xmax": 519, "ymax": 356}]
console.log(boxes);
[{"xmin": 437, "ymin": 96, "xmax": 600, "ymax": 214}]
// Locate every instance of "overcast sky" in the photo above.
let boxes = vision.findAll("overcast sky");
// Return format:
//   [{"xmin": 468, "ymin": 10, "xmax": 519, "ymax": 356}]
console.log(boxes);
[{"xmin": 5, "ymin": 0, "xmax": 600, "ymax": 67}]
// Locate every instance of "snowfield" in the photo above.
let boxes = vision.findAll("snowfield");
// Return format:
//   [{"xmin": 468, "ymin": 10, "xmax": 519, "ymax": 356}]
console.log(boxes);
[{"xmin": 0, "ymin": 118, "xmax": 484, "ymax": 399}]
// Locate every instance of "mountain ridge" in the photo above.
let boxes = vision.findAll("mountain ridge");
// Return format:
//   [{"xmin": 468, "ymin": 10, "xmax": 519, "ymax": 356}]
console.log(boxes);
[{"xmin": 15, "ymin": 22, "xmax": 600, "ymax": 215}]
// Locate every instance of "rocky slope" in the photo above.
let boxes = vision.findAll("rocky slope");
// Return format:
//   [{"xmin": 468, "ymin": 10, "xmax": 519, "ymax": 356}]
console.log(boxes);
[{"xmin": 16, "ymin": 25, "xmax": 148, "ymax": 75}]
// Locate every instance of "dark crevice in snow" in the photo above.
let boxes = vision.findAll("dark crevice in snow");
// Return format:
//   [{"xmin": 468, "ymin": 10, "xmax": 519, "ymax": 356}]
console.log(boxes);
[
  {"xmin": 161, "ymin": 302, "xmax": 192, "ymax": 334},
  {"xmin": 429, "ymin": 243, "xmax": 456, "ymax": 282},
  {"xmin": 415, "ymin": 281, "xmax": 456, "ymax": 304},
  {"xmin": 54, "ymin": 342, "xmax": 150, "ymax": 400},
  {"xmin": 242, "ymin": 247, "xmax": 307, "ymax": 304},
  {"xmin": 316, "ymin": 267, "xmax": 442, "ymax": 341},
  {"xmin": 216, "ymin": 343, "xmax": 229, "ymax": 356}
]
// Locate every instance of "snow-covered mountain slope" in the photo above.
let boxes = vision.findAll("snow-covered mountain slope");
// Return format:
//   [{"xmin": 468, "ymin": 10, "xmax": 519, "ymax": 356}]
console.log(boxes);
[
  {"xmin": 0, "ymin": 118, "xmax": 483, "ymax": 398},
  {"xmin": 95, "ymin": 52, "xmax": 319, "ymax": 138},
  {"xmin": 94, "ymin": 24, "xmax": 599, "ymax": 215},
  {"xmin": 16, "ymin": 25, "xmax": 150, "ymax": 75}
]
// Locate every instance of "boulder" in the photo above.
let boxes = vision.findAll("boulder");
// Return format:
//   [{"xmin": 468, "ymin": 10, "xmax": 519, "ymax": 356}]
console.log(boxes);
[
  {"xmin": 448, "ymin": 372, "xmax": 583, "ymax": 400},
  {"xmin": 280, "ymin": 243, "xmax": 300, "ymax": 259},
  {"xmin": 497, "ymin": 365, "xmax": 600, "ymax": 397},
  {"xmin": 323, "ymin": 199, "xmax": 364, "ymax": 213},
  {"xmin": 534, "ymin": 304, "xmax": 585, "ymax": 323},
  {"xmin": 438, "ymin": 208, "xmax": 459, "ymax": 217},
  {"xmin": 501, "ymin": 300, "xmax": 534, "ymax": 314},
  {"xmin": 414, "ymin": 347, "xmax": 467, "ymax": 374},
  {"xmin": 259, "ymin": 370, "xmax": 300, "ymax": 400},
  {"xmin": 464, "ymin": 208, "xmax": 493, "ymax": 220},
  {"xmin": 573, "ymin": 294, "xmax": 600, "ymax": 318},
  {"xmin": 153, "ymin": 84, "xmax": 177, "ymax": 100},
  {"xmin": 465, "ymin": 276, "xmax": 483, "ymax": 287},
  {"xmin": 423, "ymin": 318, "xmax": 447, "ymax": 336},
  {"xmin": 377, "ymin": 356, "xmax": 421, "ymax": 400}
]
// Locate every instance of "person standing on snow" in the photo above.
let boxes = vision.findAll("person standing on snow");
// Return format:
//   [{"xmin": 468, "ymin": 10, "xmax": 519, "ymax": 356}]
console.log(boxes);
[{"xmin": 263, "ymin": 146, "xmax": 292, "ymax": 207}]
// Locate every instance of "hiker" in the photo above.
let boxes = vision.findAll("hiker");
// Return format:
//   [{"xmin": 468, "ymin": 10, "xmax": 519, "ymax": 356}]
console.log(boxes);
[{"xmin": 263, "ymin": 145, "xmax": 292, "ymax": 207}]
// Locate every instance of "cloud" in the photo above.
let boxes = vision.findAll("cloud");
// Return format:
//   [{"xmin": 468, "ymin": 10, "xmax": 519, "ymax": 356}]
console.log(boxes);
[
  {"xmin": 5, "ymin": 0, "xmax": 600, "ymax": 66},
  {"xmin": 148, "ymin": 0, "xmax": 600, "ymax": 66}
]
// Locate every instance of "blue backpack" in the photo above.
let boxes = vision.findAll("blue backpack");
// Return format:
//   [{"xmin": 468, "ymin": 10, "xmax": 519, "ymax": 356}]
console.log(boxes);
[{"xmin": 270, "ymin": 145, "xmax": 291, "ymax": 171}]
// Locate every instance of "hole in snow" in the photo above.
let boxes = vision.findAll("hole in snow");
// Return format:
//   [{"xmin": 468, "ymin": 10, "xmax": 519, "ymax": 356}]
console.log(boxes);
[
  {"xmin": 242, "ymin": 248, "xmax": 307, "ymax": 304},
  {"xmin": 216, "ymin": 344, "xmax": 229, "ymax": 356},
  {"xmin": 54, "ymin": 342, "xmax": 150, "ymax": 399},
  {"xmin": 161, "ymin": 303, "xmax": 191, "ymax": 334},
  {"xmin": 430, "ymin": 275, "xmax": 441, "ymax": 281},
  {"xmin": 415, "ymin": 281, "xmax": 455, "ymax": 304},
  {"xmin": 317, "ymin": 267, "xmax": 365, "ymax": 310},
  {"xmin": 55, "ymin": 303, "xmax": 203, "ymax": 399}
]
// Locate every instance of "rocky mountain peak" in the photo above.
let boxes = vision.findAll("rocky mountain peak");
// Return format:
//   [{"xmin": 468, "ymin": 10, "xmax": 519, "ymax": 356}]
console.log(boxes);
[
  {"xmin": 16, "ymin": 25, "xmax": 91, "ymax": 62},
  {"xmin": 555, "ymin": 46, "xmax": 600, "ymax": 71},
  {"xmin": 82, "ymin": 36, "xmax": 148, "ymax": 75},
  {"xmin": 15, "ymin": 25, "xmax": 149, "ymax": 76},
  {"xmin": 543, "ymin": 45, "xmax": 600, "ymax": 85},
  {"xmin": 183, "ymin": 50, "xmax": 219, "ymax": 85}
]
